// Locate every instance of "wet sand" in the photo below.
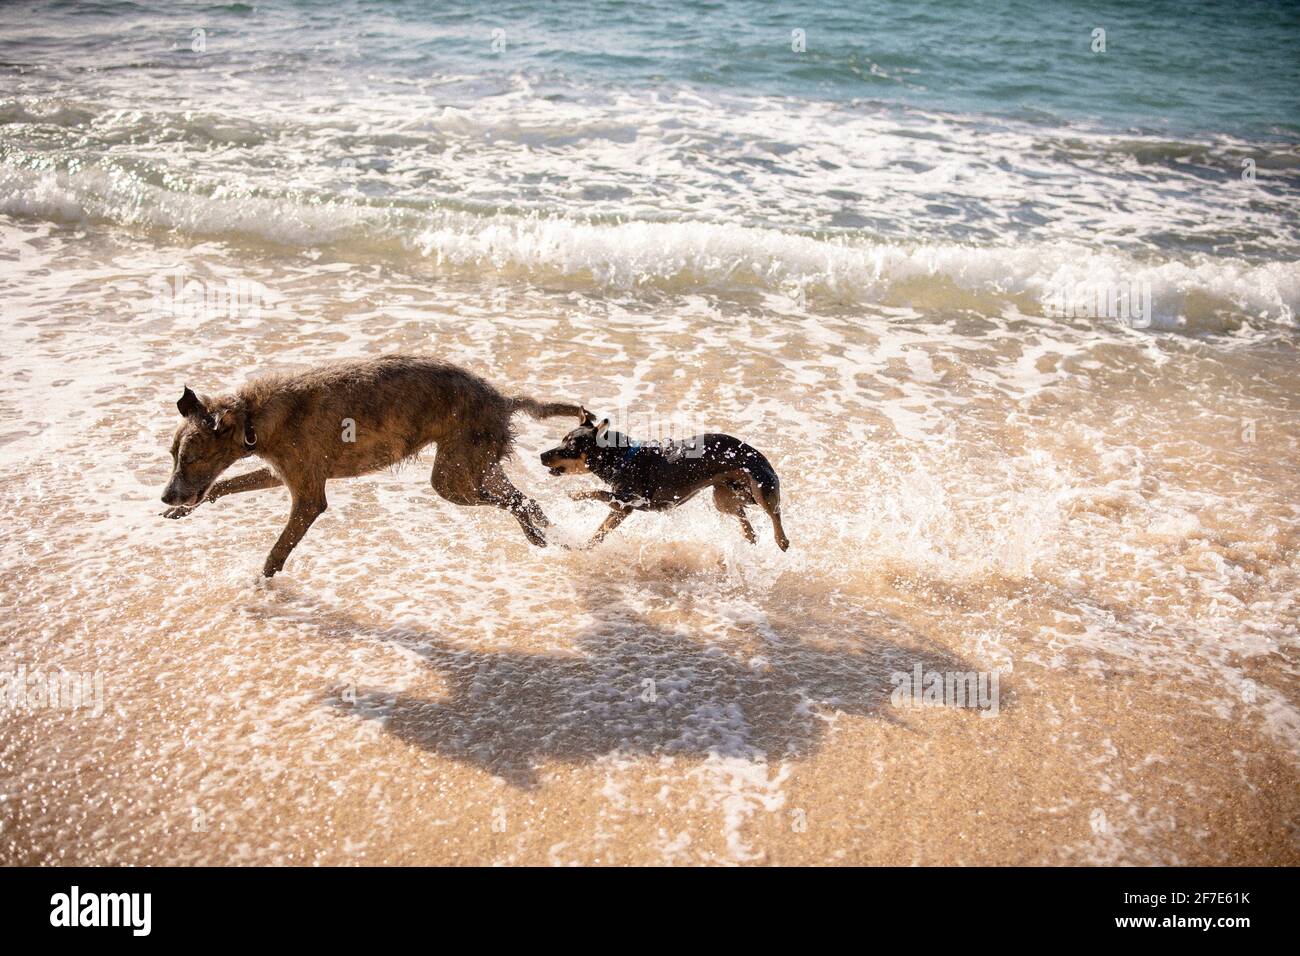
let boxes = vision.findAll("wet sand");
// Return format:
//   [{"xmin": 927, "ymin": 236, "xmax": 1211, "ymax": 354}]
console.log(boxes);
[{"xmin": 2, "ymin": 222, "xmax": 1296, "ymax": 865}]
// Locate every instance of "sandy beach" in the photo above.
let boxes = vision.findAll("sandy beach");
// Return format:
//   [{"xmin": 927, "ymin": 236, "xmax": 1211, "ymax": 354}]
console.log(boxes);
[{"xmin": 2, "ymin": 0, "xmax": 1298, "ymax": 866}]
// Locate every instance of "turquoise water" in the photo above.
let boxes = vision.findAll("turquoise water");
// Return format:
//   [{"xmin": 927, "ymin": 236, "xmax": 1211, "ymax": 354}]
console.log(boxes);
[
  {"xmin": 357, "ymin": 0, "xmax": 1300, "ymax": 138},
  {"xmin": 9, "ymin": 0, "xmax": 1297, "ymax": 136},
  {"xmin": 1, "ymin": 1, "xmax": 1298, "ymax": 292}
]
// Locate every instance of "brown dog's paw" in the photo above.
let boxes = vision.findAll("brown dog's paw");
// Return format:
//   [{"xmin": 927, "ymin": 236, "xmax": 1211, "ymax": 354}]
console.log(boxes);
[{"xmin": 161, "ymin": 505, "xmax": 195, "ymax": 519}]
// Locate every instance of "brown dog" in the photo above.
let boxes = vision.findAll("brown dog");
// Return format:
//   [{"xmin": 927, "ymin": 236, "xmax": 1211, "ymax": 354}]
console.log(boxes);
[{"xmin": 160, "ymin": 356, "xmax": 580, "ymax": 576}]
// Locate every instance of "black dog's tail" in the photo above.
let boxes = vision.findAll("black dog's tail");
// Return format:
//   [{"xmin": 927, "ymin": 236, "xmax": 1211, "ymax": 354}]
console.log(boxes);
[{"xmin": 510, "ymin": 396, "xmax": 584, "ymax": 420}]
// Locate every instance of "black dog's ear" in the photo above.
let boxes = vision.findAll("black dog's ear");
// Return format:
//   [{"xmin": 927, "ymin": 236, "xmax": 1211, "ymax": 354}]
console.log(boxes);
[
  {"xmin": 177, "ymin": 387, "xmax": 207, "ymax": 420},
  {"xmin": 579, "ymin": 405, "xmax": 596, "ymax": 426},
  {"xmin": 595, "ymin": 418, "xmax": 610, "ymax": 437}
]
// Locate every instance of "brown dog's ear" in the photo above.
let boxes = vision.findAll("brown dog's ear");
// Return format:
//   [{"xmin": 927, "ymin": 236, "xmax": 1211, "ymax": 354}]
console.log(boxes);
[
  {"xmin": 211, "ymin": 405, "xmax": 256, "ymax": 447},
  {"xmin": 177, "ymin": 387, "xmax": 207, "ymax": 420}
]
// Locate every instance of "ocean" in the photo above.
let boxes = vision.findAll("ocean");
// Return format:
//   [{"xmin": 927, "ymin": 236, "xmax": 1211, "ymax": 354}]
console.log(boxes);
[{"xmin": 1, "ymin": 0, "xmax": 1297, "ymax": 865}]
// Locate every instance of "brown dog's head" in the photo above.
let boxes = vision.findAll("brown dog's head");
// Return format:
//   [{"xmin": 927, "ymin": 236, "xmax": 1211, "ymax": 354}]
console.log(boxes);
[
  {"xmin": 540, "ymin": 407, "xmax": 608, "ymax": 476},
  {"xmin": 160, "ymin": 387, "xmax": 257, "ymax": 507}
]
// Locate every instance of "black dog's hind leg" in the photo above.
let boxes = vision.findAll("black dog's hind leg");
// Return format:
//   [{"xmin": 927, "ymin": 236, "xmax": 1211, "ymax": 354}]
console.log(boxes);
[
  {"xmin": 749, "ymin": 475, "xmax": 789, "ymax": 551},
  {"xmin": 724, "ymin": 468, "xmax": 789, "ymax": 551},
  {"xmin": 712, "ymin": 483, "xmax": 757, "ymax": 544}
]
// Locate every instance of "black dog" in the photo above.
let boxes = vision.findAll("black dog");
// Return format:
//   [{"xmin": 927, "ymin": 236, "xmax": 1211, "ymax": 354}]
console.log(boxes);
[{"xmin": 540, "ymin": 409, "xmax": 789, "ymax": 550}]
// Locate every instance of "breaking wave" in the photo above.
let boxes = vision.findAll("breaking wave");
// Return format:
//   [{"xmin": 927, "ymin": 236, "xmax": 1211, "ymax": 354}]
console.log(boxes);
[{"xmin": 3, "ymin": 161, "xmax": 1296, "ymax": 331}]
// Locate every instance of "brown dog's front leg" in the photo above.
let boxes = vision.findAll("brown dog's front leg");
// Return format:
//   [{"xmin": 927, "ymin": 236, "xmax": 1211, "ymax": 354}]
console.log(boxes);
[
  {"xmin": 160, "ymin": 468, "xmax": 282, "ymax": 519},
  {"xmin": 587, "ymin": 508, "xmax": 629, "ymax": 548},
  {"xmin": 263, "ymin": 493, "xmax": 327, "ymax": 577},
  {"xmin": 208, "ymin": 467, "xmax": 282, "ymax": 502}
]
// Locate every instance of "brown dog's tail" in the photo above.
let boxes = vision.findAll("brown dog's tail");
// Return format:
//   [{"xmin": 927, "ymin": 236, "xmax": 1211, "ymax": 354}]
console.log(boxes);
[{"xmin": 510, "ymin": 396, "xmax": 584, "ymax": 420}]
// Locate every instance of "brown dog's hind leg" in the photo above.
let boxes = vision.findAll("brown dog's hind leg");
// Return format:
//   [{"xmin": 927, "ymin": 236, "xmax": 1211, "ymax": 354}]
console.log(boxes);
[
  {"xmin": 429, "ymin": 443, "xmax": 481, "ymax": 507},
  {"xmin": 263, "ymin": 487, "xmax": 327, "ymax": 577},
  {"xmin": 479, "ymin": 461, "xmax": 549, "ymax": 548},
  {"xmin": 431, "ymin": 442, "xmax": 548, "ymax": 547},
  {"xmin": 712, "ymin": 483, "xmax": 757, "ymax": 544}
]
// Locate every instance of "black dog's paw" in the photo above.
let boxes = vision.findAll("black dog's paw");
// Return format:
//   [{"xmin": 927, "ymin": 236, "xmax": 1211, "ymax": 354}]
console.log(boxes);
[{"xmin": 161, "ymin": 505, "xmax": 195, "ymax": 519}]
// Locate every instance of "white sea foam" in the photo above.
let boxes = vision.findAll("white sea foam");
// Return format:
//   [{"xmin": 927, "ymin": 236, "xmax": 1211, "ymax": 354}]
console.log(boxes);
[{"xmin": 2, "ymin": 161, "xmax": 1295, "ymax": 332}]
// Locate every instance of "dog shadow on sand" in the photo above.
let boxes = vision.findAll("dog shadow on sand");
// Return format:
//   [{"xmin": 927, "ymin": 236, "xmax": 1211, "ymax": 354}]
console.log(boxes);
[{"xmin": 252, "ymin": 569, "xmax": 987, "ymax": 789}]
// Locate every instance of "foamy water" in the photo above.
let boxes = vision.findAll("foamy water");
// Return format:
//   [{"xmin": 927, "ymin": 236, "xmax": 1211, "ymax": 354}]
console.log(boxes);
[{"xmin": 1, "ymin": 0, "xmax": 1297, "ymax": 865}]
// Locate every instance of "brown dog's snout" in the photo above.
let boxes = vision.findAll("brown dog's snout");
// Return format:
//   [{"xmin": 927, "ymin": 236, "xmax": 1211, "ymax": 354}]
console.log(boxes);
[
  {"xmin": 161, "ymin": 475, "xmax": 205, "ymax": 507},
  {"xmin": 160, "ymin": 481, "xmax": 184, "ymax": 505}
]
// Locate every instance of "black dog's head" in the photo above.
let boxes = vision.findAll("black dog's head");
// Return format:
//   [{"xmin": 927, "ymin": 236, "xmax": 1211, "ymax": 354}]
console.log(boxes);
[
  {"xmin": 540, "ymin": 407, "xmax": 609, "ymax": 476},
  {"xmin": 160, "ymin": 387, "xmax": 257, "ymax": 507}
]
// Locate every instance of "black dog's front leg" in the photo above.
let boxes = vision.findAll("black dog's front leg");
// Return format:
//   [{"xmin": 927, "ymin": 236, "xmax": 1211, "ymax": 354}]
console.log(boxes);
[
  {"xmin": 569, "ymin": 489, "xmax": 615, "ymax": 503},
  {"xmin": 571, "ymin": 487, "xmax": 642, "ymax": 547},
  {"xmin": 587, "ymin": 507, "xmax": 630, "ymax": 547}
]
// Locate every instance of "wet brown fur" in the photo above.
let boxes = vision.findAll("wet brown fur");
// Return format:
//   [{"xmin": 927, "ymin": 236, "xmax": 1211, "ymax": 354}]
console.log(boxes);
[{"xmin": 160, "ymin": 356, "xmax": 580, "ymax": 576}]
